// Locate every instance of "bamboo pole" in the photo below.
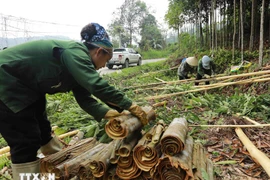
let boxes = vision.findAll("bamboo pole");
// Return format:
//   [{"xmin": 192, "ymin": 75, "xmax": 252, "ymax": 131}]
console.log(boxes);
[
  {"xmin": 235, "ymin": 113, "xmax": 263, "ymax": 127},
  {"xmin": 145, "ymin": 77, "xmax": 270, "ymax": 100},
  {"xmin": 196, "ymin": 74, "xmax": 270, "ymax": 89},
  {"xmin": 152, "ymin": 101, "xmax": 167, "ymax": 107},
  {"xmin": 126, "ymin": 70, "xmax": 270, "ymax": 90},
  {"xmin": 189, "ymin": 124, "xmax": 270, "ymax": 128},
  {"xmin": 0, "ymin": 147, "xmax": 10, "ymax": 155},
  {"xmin": 235, "ymin": 128, "xmax": 270, "ymax": 176},
  {"xmin": 0, "ymin": 152, "xmax": 10, "ymax": 158},
  {"xmin": 155, "ymin": 77, "xmax": 166, "ymax": 82},
  {"xmin": 58, "ymin": 130, "xmax": 80, "ymax": 139}
]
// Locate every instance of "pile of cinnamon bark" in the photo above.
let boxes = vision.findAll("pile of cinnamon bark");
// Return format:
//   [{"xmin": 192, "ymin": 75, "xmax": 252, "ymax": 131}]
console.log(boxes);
[{"xmin": 40, "ymin": 106, "xmax": 213, "ymax": 180}]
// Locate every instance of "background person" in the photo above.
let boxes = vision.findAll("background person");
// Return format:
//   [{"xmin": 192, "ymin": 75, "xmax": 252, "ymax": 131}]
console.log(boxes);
[
  {"xmin": 0, "ymin": 22, "xmax": 148, "ymax": 180},
  {"xmin": 177, "ymin": 57, "xmax": 198, "ymax": 80},
  {"xmin": 195, "ymin": 55, "xmax": 216, "ymax": 85}
]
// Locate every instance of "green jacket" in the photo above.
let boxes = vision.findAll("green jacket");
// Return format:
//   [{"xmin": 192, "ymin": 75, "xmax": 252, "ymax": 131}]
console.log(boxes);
[
  {"xmin": 0, "ymin": 39, "xmax": 132, "ymax": 121},
  {"xmin": 197, "ymin": 59, "xmax": 216, "ymax": 76}
]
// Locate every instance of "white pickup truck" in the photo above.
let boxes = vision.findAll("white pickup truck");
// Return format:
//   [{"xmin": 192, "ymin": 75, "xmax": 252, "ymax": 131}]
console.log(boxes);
[{"xmin": 106, "ymin": 48, "xmax": 142, "ymax": 69}]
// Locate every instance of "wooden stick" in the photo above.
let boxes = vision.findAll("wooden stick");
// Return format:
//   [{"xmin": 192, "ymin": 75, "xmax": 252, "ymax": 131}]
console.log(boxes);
[
  {"xmin": 0, "ymin": 152, "xmax": 10, "ymax": 158},
  {"xmin": 189, "ymin": 124, "xmax": 270, "ymax": 128},
  {"xmin": 58, "ymin": 130, "xmax": 80, "ymax": 139},
  {"xmin": 196, "ymin": 74, "xmax": 270, "ymax": 89},
  {"xmin": 235, "ymin": 113, "xmax": 263, "ymax": 127},
  {"xmin": 235, "ymin": 128, "xmax": 270, "ymax": 176},
  {"xmin": 0, "ymin": 147, "xmax": 10, "ymax": 155},
  {"xmin": 155, "ymin": 77, "xmax": 166, "ymax": 82},
  {"xmin": 152, "ymin": 101, "xmax": 167, "ymax": 107}
]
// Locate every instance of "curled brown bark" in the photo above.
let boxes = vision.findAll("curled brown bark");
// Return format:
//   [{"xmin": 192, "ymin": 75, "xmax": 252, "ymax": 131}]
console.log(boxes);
[{"xmin": 160, "ymin": 118, "xmax": 188, "ymax": 156}]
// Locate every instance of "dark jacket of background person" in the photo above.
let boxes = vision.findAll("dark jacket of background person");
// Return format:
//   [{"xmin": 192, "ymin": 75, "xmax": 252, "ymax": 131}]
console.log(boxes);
[
  {"xmin": 195, "ymin": 55, "xmax": 216, "ymax": 85},
  {"xmin": 177, "ymin": 57, "xmax": 198, "ymax": 80}
]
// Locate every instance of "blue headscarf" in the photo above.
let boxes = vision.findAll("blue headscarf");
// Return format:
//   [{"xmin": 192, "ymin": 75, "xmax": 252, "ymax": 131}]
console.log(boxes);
[{"xmin": 81, "ymin": 23, "xmax": 113, "ymax": 49}]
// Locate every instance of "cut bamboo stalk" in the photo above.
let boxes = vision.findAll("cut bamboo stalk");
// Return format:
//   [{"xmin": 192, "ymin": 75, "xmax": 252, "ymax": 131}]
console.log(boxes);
[
  {"xmin": 58, "ymin": 130, "xmax": 80, "ymax": 139},
  {"xmin": 145, "ymin": 77, "xmax": 270, "ymax": 100},
  {"xmin": 0, "ymin": 152, "xmax": 10, "ymax": 158},
  {"xmin": 189, "ymin": 124, "xmax": 270, "ymax": 128},
  {"xmin": 160, "ymin": 118, "xmax": 188, "ymax": 156},
  {"xmin": 196, "ymin": 74, "xmax": 270, "ymax": 89},
  {"xmin": 152, "ymin": 101, "xmax": 167, "ymax": 107},
  {"xmin": 235, "ymin": 113, "xmax": 263, "ymax": 128},
  {"xmin": 0, "ymin": 147, "xmax": 10, "ymax": 155},
  {"xmin": 235, "ymin": 128, "xmax": 270, "ymax": 176},
  {"xmin": 155, "ymin": 77, "xmax": 166, "ymax": 82}
]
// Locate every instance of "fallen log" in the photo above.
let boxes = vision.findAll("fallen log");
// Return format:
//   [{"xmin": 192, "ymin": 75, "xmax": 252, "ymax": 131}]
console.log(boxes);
[
  {"xmin": 160, "ymin": 118, "xmax": 188, "ymax": 156},
  {"xmin": 133, "ymin": 120, "xmax": 166, "ymax": 171},
  {"xmin": 235, "ymin": 128, "xmax": 270, "ymax": 177},
  {"xmin": 105, "ymin": 106, "xmax": 156, "ymax": 140}
]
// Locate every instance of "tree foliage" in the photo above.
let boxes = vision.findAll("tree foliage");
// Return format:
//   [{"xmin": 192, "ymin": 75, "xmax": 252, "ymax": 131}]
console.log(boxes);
[{"xmin": 108, "ymin": 0, "xmax": 165, "ymax": 50}]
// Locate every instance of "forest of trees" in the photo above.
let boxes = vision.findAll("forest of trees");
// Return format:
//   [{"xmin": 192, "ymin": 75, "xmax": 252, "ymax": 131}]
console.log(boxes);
[{"xmin": 108, "ymin": 0, "xmax": 269, "ymax": 66}]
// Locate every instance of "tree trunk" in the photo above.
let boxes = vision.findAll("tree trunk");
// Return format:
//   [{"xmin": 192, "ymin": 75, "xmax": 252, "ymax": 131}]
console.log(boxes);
[
  {"xmin": 233, "ymin": 0, "xmax": 236, "ymax": 61},
  {"xmin": 240, "ymin": 0, "xmax": 244, "ymax": 62},
  {"xmin": 259, "ymin": 0, "xmax": 265, "ymax": 67},
  {"xmin": 211, "ymin": 0, "xmax": 215, "ymax": 52},
  {"xmin": 249, "ymin": 0, "xmax": 256, "ymax": 51},
  {"xmin": 238, "ymin": 2, "xmax": 241, "ymax": 49}
]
